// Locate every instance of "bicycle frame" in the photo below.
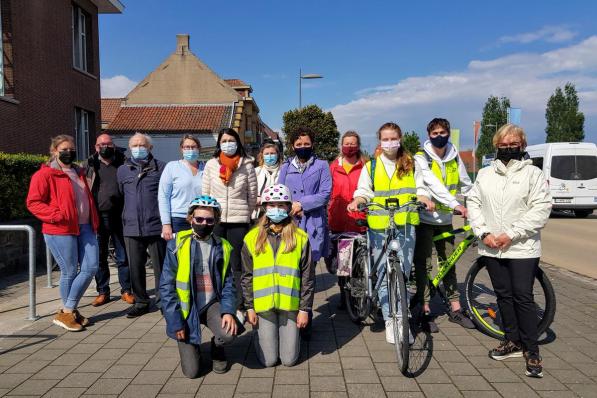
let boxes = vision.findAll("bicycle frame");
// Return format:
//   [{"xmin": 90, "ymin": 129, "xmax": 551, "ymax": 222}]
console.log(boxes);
[{"xmin": 429, "ymin": 225, "xmax": 477, "ymax": 288}]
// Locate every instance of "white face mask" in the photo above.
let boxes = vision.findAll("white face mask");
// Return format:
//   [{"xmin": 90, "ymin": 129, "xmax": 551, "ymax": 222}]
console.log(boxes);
[
  {"xmin": 220, "ymin": 142, "xmax": 237, "ymax": 156},
  {"xmin": 380, "ymin": 140, "xmax": 400, "ymax": 155}
]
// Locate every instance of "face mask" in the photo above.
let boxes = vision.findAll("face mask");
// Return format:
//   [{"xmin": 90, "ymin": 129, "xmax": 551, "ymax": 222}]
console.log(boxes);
[
  {"xmin": 220, "ymin": 142, "xmax": 237, "ymax": 156},
  {"xmin": 131, "ymin": 147, "xmax": 148, "ymax": 160},
  {"xmin": 58, "ymin": 150, "xmax": 76, "ymax": 165},
  {"xmin": 496, "ymin": 147, "xmax": 524, "ymax": 164},
  {"xmin": 263, "ymin": 154, "xmax": 278, "ymax": 166},
  {"xmin": 430, "ymin": 135, "xmax": 449, "ymax": 149},
  {"xmin": 294, "ymin": 146, "xmax": 313, "ymax": 160},
  {"xmin": 99, "ymin": 146, "xmax": 115, "ymax": 159},
  {"xmin": 192, "ymin": 223, "xmax": 214, "ymax": 239},
  {"xmin": 342, "ymin": 146, "xmax": 359, "ymax": 157},
  {"xmin": 266, "ymin": 207, "xmax": 288, "ymax": 224},
  {"xmin": 183, "ymin": 149, "xmax": 199, "ymax": 162},
  {"xmin": 380, "ymin": 140, "xmax": 400, "ymax": 155}
]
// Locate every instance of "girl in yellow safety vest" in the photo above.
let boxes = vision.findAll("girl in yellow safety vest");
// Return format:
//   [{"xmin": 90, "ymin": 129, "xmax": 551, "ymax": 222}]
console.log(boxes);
[
  {"xmin": 348, "ymin": 122, "xmax": 433, "ymax": 345},
  {"xmin": 241, "ymin": 184, "xmax": 314, "ymax": 367}
]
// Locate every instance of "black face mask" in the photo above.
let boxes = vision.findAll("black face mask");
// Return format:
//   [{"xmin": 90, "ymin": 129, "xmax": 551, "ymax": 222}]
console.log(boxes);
[
  {"xmin": 58, "ymin": 150, "xmax": 76, "ymax": 165},
  {"xmin": 496, "ymin": 147, "xmax": 524, "ymax": 164},
  {"xmin": 430, "ymin": 135, "xmax": 449, "ymax": 149},
  {"xmin": 294, "ymin": 146, "xmax": 313, "ymax": 160},
  {"xmin": 192, "ymin": 223, "xmax": 214, "ymax": 239},
  {"xmin": 99, "ymin": 146, "xmax": 115, "ymax": 159}
]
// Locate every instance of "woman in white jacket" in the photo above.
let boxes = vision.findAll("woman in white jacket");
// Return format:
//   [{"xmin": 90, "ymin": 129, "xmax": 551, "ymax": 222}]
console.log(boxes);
[
  {"xmin": 203, "ymin": 128, "xmax": 258, "ymax": 317},
  {"xmin": 251, "ymin": 140, "xmax": 282, "ymax": 221},
  {"xmin": 467, "ymin": 124, "xmax": 551, "ymax": 379}
]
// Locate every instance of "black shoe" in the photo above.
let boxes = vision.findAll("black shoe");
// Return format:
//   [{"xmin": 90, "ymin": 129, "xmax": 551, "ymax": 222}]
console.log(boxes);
[
  {"xmin": 489, "ymin": 340, "xmax": 523, "ymax": 360},
  {"xmin": 211, "ymin": 337, "xmax": 228, "ymax": 374},
  {"xmin": 448, "ymin": 309, "xmax": 476, "ymax": 329},
  {"xmin": 524, "ymin": 352, "xmax": 544, "ymax": 378},
  {"xmin": 126, "ymin": 305, "xmax": 149, "ymax": 318},
  {"xmin": 421, "ymin": 313, "xmax": 439, "ymax": 333}
]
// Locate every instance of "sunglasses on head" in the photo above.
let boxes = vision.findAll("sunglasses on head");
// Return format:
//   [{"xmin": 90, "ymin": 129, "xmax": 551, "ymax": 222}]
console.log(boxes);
[{"xmin": 192, "ymin": 217, "xmax": 215, "ymax": 225}]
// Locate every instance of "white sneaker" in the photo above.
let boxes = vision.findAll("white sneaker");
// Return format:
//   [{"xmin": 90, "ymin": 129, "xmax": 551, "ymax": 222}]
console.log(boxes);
[
  {"xmin": 236, "ymin": 310, "xmax": 246, "ymax": 325},
  {"xmin": 385, "ymin": 320, "xmax": 395, "ymax": 344}
]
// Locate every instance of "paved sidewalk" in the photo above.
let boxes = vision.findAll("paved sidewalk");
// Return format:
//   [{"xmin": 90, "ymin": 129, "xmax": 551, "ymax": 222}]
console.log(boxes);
[{"xmin": 1, "ymin": 249, "xmax": 597, "ymax": 398}]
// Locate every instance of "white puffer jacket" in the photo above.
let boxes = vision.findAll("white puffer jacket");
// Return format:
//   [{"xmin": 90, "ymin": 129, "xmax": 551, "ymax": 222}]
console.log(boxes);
[
  {"xmin": 467, "ymin": 159, "xmax": 552, "ymax": 259},
  {"xmin": 202, "ymin": 157, "xmax": 258, "ymax": 224}
]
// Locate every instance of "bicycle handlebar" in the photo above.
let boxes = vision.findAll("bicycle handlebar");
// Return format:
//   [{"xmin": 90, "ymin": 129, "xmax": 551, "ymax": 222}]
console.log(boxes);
[{"xmin": 357, "ymin": 199, "xmax": 427, "ymax": 213}]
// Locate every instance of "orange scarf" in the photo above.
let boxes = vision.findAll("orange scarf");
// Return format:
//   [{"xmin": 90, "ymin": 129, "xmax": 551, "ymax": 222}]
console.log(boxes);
[{"xmin": 219, "ymin": 153, "xmax": 240, "ymax": 185}]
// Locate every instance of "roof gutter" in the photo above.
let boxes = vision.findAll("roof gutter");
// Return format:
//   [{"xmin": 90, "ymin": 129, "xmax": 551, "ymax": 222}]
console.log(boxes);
[{"xmin": 91, "ymin": 0, "xmax": 125, "ymax": 14}]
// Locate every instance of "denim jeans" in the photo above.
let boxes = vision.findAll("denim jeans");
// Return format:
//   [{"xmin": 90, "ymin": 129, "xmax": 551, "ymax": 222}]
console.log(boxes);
[
  {"xmin": 369, "ymin": 224, "xmax": 416, "ymax": 320},
  {"xmin": 96, "ymin": 211, "xmax": 130, "ymax": 294},
  {"xmin": 44, "ymin": 224, "xmax": 99, "ymax": 310}
]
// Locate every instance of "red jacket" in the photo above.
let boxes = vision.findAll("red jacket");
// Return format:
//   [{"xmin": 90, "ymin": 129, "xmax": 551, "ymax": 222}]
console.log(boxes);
[
  {"xmin": 328, "ymin": 158, "xmax": 366, "ymax": 233},
  {"xmin": 26, "ymin": 162, "xmax": 99, "ymax": 235}
]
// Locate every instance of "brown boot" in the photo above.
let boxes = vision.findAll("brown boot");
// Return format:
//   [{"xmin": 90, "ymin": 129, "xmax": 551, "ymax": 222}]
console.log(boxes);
[
  {"xmin": 121, "ymin": 292, "xmax": 135, "ymax": 304},
  {"xmin": 53, "ymin": 310, "xmax": 83, "ymax": 332},
  {"xmin": 91, "ymin": 294, "xmax": 110, "ymax": 307},
  {"xmin": 72, "ymin": 309, "xmax": 90, "ymax": 326}
]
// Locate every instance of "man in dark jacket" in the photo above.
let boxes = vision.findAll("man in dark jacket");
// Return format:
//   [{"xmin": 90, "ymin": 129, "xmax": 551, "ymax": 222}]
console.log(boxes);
[
  {"xmin": 82, "ymin": 134, "xmax": 133, "ymax": 307},
  {"xmin": 117, "ymin": 133, "xmax": 166, "ymax": 318}
]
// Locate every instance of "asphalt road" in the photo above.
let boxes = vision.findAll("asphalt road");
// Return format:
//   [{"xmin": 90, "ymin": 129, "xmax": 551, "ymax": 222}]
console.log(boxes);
[{"xmin": 541, "ymin": 210, "xmax": 597, "ymax": 279}]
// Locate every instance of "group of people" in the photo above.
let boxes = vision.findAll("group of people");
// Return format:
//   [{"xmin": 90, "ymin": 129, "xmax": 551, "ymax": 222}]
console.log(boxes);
[{"xmin": 26, "ymin": 118, "xmax": 551, "ymax": 379}]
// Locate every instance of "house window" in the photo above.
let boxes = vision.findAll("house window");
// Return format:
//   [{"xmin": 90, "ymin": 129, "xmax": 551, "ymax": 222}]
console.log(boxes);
[
  {"xmin": 75, "ymin": 107, "xmax": 91, "ymax": 159},
  {"xmin": 72, "ymin": 5, "xmax": 92, "ymax": 73}
]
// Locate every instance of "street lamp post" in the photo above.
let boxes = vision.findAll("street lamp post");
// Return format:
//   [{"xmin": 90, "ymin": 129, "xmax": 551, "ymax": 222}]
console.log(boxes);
[{"xmin": 299, "ymin": 68, "xmax": 323, "ymax": 109}]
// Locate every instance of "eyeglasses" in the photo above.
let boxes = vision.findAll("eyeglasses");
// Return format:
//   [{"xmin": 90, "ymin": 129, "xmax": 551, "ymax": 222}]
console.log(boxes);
[
  {"xmin": 429, "ymin": 130, "xmax": 449, "ymax": 138},
  {"xmin": 193, "ymin": 217, "xmax": 215, "ymax": 225},
  {"xmin": 496, "ymin": 142, "xmax": 522, "ymax": 149}
]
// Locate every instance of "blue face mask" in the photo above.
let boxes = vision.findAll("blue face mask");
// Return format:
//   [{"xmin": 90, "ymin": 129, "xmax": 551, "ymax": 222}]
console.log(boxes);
[
  {"xmin": 131, "ymin": 147, "xmax": 148, "ymax": 160},
  {"xmin": 266, "ymin": 207, "xmax": 288, "ymax": 224},
  {"xmin": 183, "ymin": 149, "xmax": 199, "ymax": 162},
  {"xmin": 263, "ymin": 154, "xmax": 278, "ymax": 166},
  {"xmin": 220, "ymin": 142, "xmax": 237, "ymax": 156}
]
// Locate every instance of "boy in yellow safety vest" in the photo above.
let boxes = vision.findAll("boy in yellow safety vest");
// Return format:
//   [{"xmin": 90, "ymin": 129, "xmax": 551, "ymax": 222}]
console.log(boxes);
[
  {"xmin": 159, "ymin": 195, "xmax": 238, "ymax": 378},
  {"xmin": 241, "ymin": 184, "xmax": 314, "ymax": 367}
]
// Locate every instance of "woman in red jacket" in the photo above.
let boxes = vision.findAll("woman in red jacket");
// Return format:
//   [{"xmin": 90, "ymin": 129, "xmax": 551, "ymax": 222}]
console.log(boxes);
[
  {"xmin": 27, "ymin": 135, "xmax": 100, "ymax": 332},
  {"xmin": 326, "ymin": 131, "xmax": 367, "ymax": 309}
]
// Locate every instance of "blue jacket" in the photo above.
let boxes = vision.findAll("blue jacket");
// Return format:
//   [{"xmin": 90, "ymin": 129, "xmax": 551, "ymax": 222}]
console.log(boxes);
[
  {"xmin": 117, "ymin": 155, "xmax": 166, "ymax": 237},
  {"xmin": 159, "ymin": 234, "xmax": 237, "ymax": 344}
]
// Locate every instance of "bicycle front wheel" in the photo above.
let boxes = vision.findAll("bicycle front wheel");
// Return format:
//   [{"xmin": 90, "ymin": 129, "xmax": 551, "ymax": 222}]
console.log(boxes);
[
  {"xmin": 388, "ymin": 259, "xmax": 409, "ymax": 374},
  {"xmin": 464, "ymin": 259, "xmax": 556, "ymax": 340},
  {"xmin": 345, "ymin": 243, "xmax": 372, "ymax": 323}
]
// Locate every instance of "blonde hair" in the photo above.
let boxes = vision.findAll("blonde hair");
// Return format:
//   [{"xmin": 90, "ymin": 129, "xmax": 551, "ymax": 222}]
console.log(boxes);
[
  {"xmin": 377, "ymin": 122, "xmax": 414, "ymax": 178},
  {"xmin": 254, "ymin": 209, "xmax": 298, "ymax": 254},
  {"xmin": 492, "ymin": 124, "xmax": 527, "ymax": 149},
  {"xmin": 49, "ymin": 135, "xmax": 75, "ymax": 157},
  {"xmin": 257, "ymin": 142, "xmax": 281, "ymax": 167}
]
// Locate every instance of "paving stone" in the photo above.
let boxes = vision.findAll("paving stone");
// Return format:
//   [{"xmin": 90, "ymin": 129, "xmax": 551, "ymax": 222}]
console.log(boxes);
[
  {"xmin": 339, "ymin": 357, "xmax": 374, "ymax": 370},
  {"xmin": 51, "ymin": 353, "xmax": 93, "ymax": 367},
  {"xmin": 119, "ymin": 383, "xmax": 162, "ymax": 398},
  {"xmin": 450, "ymin": 375, "xmax": 494, "ymax": 391},
  {"xmin": 342, "ymin": 369, "xmax": 380, "ymax": 384},
  {"xmin": 5, "ymin": 360, "xmax": 51, "ymax": 374},
  {"xmin": 310, "ymin": 393, "xmax": 348, "ymax": 398},
  {"xmin": 537, "ymin": 391, "xmax": 578, "ymax": 398},
  {"xmin": 385, "ymin": 393, "xmax": 425, "ymax": 398},
  {"xmin": 413, "ymin": 368, "xmax": 451, "ymax": 384},
  {"xmin": 492, "ymin": 382, "xmax": 540, "ymax": 398},
  {"xmin": 241, "ymin": 366, "xmax": 275, "ymax": 378},
  {"xmin": 565, "ymin": 383, "xmax": 597, "ymax": 398},
  {"xmin": 42, "ymin": 387, "xmax": 87, "ymax": 397},
  {"xmin": 101, "ymin": 364, "xmax": 143, "ymax": 379},
  {"xmin": 309, "ymin": 362, "xmax": 342, "ymax": 377},
  {"xmin": 66, "ymin": 343, "xmax": 103, "ymax": 355},
  {"xmin": 87, "ymin": 378, "xmax": 131, "ymax": 395},
  {"xmin": 7, "ymin": 378, "xmax": 58, "ymax": 395},
  {"xmin": 73, "ymin": 359, "xmax": 116, "ymax": 373},
  {"xmin": 272, "ymin": 384, "xmax": 308, "ymax": 398},
  {"xmin": 0, "ymin": 373, "xmax": 30, "ymax": 389},
  {"xmin": 143, "ymin": 357, "xmax": 180, "ymax": 371},
  {"xmin": 420, "ymin": 383, "xmax": 463, "ymax": 397},
  {"xmin": 235, "ymin": 377, "xmax": 273, "ymax": 393},
  {"xmin": 131, "ymin": 370, "xmax": 172, "ymax": 385},
  {"xmin": 461, "ymin": 392, "xmax": 502, "ymax": 398},
  {"xmin": 274, "ymin": 369, "xmax": 308, "ymax": 385},
  {"xmin": 159, "ymin": 377, "xmax": 202, "ymax": 395},
  {"xmin": 379, "ymin": 376, "xmax": 419, "ymax": 392},
  {"xmin": 310, "ymin": 376, "xmax": 346, "ymax": 392},
  {"xmin": 196, "ymin": 384, "xmax": 235, "ymax": 398},
  {"xmin": 88, "ymin": 348, "xmax": 128, "ymax": 360},
  {"xmin": 346, "ymin": 383, "xmax": 385, "ymax": 398},
  {"xmin": 549, "ymin": 368, "xmax": 594, "ymax": 384},
  {"xmin": 202, "ymin": 369, "xmax": 241, "ymax": 385},
  {"xmin": 478, "ymin": 367, "xmax": 523, "ymax": 383},
  {"xmin": 31, "ymin": 365, "xmax": 76, "ymax": 380},
  {"xmin": 441, "ymin": 361, "xmax": 480, "ymax": 376},
  {"xmin": 522, "ymin": 371, "xmax": 568, "ymax": 391}
]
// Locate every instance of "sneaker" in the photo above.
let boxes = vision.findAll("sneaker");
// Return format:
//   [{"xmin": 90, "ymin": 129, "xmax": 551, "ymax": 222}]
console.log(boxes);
[
  {"xmin": 448, "ymin": 309, "xmax": 476, "ymax": 329},
  {"xmin": 72, "ymin": 309, "xmax": 90, "ymax": 327},
  {"xmin": 53, "ymin": 310, "xmax": 83, "ymax": 332},
  {"xmin": 489, "ymin": 340, "xmax": 523, "ymax": 360},
  {"xmin": 211, "ymin": 337, "xmax": 228, "ymax": 374},
  {"xmin": 126, "ymin": 305, "xmax": 149, "ymax": 318},
  {"xmin": 524, "ymin": 352, "xmax": 543, "ymax": 378}
]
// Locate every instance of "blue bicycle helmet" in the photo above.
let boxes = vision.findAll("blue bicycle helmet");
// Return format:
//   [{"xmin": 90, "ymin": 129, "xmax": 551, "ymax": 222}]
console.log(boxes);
[{"xmin": 187, "ymin": 195, "xmax": 221, "ymax": 215}]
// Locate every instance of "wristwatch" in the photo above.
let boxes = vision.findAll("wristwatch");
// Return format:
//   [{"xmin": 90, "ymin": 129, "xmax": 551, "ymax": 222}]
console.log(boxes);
[{"xmin": 480, "ymin": 232, "xmax": 490, "ymax": 241}]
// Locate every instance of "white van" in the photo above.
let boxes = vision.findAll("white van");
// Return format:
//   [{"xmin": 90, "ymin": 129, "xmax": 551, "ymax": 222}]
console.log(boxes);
[{"xmin": 526, "ymin": 142, "xmax": 597, "ymax": 218}]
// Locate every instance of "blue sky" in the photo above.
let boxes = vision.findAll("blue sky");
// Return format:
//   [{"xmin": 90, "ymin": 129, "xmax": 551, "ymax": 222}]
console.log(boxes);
[{"xmin": 99, "ymin": 0, "xmax": 597, "ymax": 152}]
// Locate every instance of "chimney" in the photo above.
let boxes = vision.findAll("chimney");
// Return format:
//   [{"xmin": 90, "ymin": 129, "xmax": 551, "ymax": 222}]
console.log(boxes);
[{"xmin": 176, "ymin": 34, "xmax": 190, "ymax": 55}]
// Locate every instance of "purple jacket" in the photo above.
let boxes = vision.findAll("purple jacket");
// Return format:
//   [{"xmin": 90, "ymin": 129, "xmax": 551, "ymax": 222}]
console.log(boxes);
[{"xmin": 278, "ymin": 156, "xmax": 332, "ymax": 262}]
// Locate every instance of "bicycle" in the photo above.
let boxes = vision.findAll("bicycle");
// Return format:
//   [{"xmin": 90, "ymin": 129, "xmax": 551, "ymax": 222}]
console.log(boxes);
[
  {"xmin": 413, "ymin": 221, "xmax": 556, "ymax": 340},
  {"xmin": 340, "ymin": 197, "xmax": 426, "ymax": 374}
]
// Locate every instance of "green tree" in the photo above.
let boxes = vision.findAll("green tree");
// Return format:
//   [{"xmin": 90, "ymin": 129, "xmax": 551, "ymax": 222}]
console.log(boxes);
[
  {"xmin": 476, "ymin": 96, "xmax": 510, "ymax": 163},
  {"xmin": 545, "ymin": 82, "xmax": 585, "ymax": 143},
  {"xmin": 282, "ymin": 105, "xmax": 340, "ymax": 161},
  {"xmin": 402, "ymin": 130, "xmax": 422, "ymax": 155}
]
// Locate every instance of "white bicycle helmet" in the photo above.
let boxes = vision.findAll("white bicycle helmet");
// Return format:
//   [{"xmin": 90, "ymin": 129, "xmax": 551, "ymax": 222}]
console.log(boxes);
[{"xmin": 262, "ymin": 184, "xmax": 292, "ymax": 203}]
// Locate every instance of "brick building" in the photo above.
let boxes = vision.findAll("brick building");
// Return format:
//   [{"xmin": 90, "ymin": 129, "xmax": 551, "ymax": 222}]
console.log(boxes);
[
  {"xmin": 102, "ymin": 34, "xmax": 274, "ymax": 161},
  {"xmin": 0, "ymin": 0, "xmax": 123, "ymax": 158}
]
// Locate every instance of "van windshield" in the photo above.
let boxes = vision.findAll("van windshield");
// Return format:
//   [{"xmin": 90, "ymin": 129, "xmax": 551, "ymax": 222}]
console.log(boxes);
[{"xmin": 551, "ymin": 155, "xmax": 597, "ymax": 180}]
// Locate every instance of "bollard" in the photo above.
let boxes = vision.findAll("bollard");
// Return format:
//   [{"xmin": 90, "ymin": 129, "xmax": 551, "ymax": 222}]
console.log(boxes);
[{"xmin": 0, "ymin": 225, "xmax": 39, "ymax": 320}]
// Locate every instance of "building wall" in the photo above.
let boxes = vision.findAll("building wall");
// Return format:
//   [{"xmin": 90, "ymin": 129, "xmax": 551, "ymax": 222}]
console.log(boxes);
[{"xmin": 0, "ymin": 0, "xmax": 101, "ymax": 156}]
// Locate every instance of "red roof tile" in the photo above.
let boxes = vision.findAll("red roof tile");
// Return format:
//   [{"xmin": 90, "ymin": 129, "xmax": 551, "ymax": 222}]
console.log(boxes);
[
  {"xmin": 459, "ymin": 150, "xmax": 476, "ymax": 172},
  {"xmin": 101, "ymin": 98, "xmax": 123, "ymax": 124},
  {"xmin": 224, "ymin": 79, "xmax": 250, "ymax": 87},
  {"xmin": 105, "ymin": 104, "xmax": 233, "ymax": 133}
]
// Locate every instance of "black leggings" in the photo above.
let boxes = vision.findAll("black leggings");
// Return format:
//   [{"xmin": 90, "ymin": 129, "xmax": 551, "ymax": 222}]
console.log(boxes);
[
  {"xmin": 213, "ymin": 222, "xmax": 249, "ymax": 310},
  {"xmin": 482, "ymin": 256, "xmax": 540, "ymax": 354}
]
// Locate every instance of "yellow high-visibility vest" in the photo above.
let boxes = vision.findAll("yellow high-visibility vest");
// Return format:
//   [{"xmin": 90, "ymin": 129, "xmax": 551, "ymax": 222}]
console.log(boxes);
[
  {"xmin": 244, "ymin": 227, "xmax": 308, "ymax": 313},
  {"xmin": 416, "ymin": 151, "xmax": 460, "ymax": 212},
  {"xmin": 175, "ymin": 230, "xmax": 232, "ymax": 319},
  {"xmin": 366, "ymin": 157, "xmax": 419, "ymax": 230}
]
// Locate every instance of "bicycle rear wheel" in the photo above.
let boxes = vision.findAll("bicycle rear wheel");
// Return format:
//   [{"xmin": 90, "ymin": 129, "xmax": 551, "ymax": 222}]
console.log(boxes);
[
  {"xmin": 388, "ymin": 259, "xmax": 409, "ymax": 374},
  {"xmin": 345, "ymin": 243, "xmax": 372, "ymax": 323},
  {"xmin": 464, "ymin": 259, "xmax": 556, "ymax": 340}
]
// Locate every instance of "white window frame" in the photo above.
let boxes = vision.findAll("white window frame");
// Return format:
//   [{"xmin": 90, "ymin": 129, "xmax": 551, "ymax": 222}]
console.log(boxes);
[
  {"xmin": 72, "ymin": 5, "xmax": 88, "ymax": 72},
  {"xmin": 0, "ymin": 0, "xmax": 4, "ymax": 96},
  {"xmin": 75, "ymin": 107, "xmax": 90, "ymax": 159}
]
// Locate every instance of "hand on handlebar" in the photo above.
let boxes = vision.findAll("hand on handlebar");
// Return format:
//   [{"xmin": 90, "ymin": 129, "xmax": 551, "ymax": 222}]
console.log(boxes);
[
  {"xmin": 417, "ymin": 196, "xmax": 435, "ymax": 212},
  {"xmin": 347, "ymin": 198, "xmax": 365, "ymax": 213},
  {"xmin": 453, "ymin": 205, "xmax": 468, "ymax": 218}
]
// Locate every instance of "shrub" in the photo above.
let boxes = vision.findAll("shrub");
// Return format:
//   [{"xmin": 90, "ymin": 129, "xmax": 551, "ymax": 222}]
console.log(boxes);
[{"xmin": 0, "ymin": 152, "xmax": 48, "ymax": 221}]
